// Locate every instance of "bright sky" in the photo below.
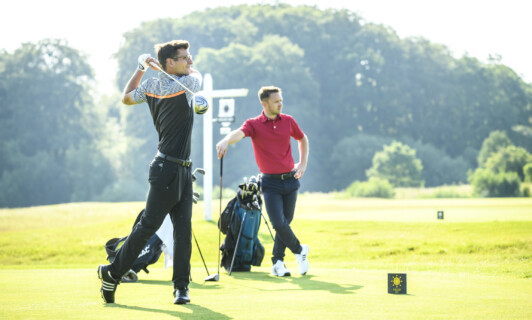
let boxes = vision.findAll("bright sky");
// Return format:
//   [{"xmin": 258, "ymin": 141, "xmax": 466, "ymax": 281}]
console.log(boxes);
[{"xmin": 2, "ymin": 0, "xmax": 531, "ymax": 94}]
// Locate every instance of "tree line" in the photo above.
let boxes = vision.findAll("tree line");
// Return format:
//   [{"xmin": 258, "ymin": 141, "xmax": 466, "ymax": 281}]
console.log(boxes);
[{"xmin": 1, "ymin": 4, "xmax": 531, "ymax": 207}]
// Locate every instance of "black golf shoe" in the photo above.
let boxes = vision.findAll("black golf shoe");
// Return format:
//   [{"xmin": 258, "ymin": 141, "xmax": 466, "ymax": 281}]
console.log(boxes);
[
  {"xmin": 174, "ymin": 287, "xmax": 191, "ymax": 305},
  {"xmin": 98, "ymin": 264, "xmax": 119, "ymax": 303}
]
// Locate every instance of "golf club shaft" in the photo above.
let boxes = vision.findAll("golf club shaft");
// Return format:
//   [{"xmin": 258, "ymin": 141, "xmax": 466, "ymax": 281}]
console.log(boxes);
[
  {"xmin": 218, "ymin": 157, "xmax": 223, "ymax": 277},
  {"xmin": 229, "ymin": 211, "xmax": 246, "ymax": 276},
  {"xmin": 149, "ymin": 62, "xmax": 195, "ymax": 95},
  {"xmin": 192, "ymin": 228, "xmax": 210, "ymax": 276}
]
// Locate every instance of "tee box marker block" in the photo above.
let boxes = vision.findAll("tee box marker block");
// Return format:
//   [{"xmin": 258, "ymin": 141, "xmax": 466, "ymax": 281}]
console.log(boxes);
[{"xmin": 388, "ymin": 273, "xmax": 407, "ymax": 294}]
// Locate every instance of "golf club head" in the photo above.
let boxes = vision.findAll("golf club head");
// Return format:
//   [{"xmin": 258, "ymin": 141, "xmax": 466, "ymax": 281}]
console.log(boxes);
[
  {"xmin": 252, "ymin": 201, "xmax": 260, "ymax": 210},
  {"xmin": 205, "ymin": 273, "xmax": 219, "ymax": 282},
  {"xmin": 194, "ymin": 95, "xmax": 209, "ymax": 114},
  {"xmin": 192, "ymin": 168, "xmax": 205, "ymax": 182},
  {"xmin": 193, "ymin": 168, "xmax": 206, "ymax": 176}
]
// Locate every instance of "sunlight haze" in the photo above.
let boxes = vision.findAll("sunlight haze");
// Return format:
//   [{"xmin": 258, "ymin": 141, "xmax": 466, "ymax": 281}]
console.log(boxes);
[{"xmin": 3, "ymin": 0, "xmax": 531, "ymax": 94}]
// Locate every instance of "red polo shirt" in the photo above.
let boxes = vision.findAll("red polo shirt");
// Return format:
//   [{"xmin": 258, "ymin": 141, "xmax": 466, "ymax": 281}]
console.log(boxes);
[{"xmin": 240, "ymin": 112, "xmax": 305, "ymax": 174}]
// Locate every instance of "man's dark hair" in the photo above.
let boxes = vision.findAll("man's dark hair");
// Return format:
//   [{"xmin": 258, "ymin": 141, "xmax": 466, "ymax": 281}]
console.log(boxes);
[
  {"xmin": 258, "ymin": 86, "xmax": 282, "ymax": 102},
  {"xmin": 154, "ymin": 40, "xmax": 190, "ymax": 71}
]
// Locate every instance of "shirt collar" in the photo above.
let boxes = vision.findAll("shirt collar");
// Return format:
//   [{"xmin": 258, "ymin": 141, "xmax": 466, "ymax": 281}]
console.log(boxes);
[
  {"xmin": 158, "ymin": 72, "xmax": 183, "ymax": 81},
  {"xmin": 260, "ymin": 111, "xmax": 282, "ymax": 123}
]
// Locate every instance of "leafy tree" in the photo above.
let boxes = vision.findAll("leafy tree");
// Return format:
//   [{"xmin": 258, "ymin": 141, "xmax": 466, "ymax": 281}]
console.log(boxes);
[
  {"xmin": 469, "ymin": 169, "xmax": 521, "ymax": 197},
  {"xmin": 0, "ymin": 39, "xmax": 115, "ymax": 207},
  {"xmin": 401, "ymin": 138, "xmax": 470, "ymax": 187},
  {"xmin": 366, "ymin": 141, "xmax": 423, "ymax": 187},
  {"xmin": 331, "ymin": 133, "xmax": 392, "ymax": 190},
  {"xmin": 110, "ymin": 4, "xmax": 532, "ymax": 193},
  {"xmin": 477, "ymin": 130, "xmax": 513, "ymax": 167},
  {"xmin": 523, "ymin": 163, "xmax": 532, "ymax": 182},
  {"xmin": 484, "ymin": 145, "xmax": 532, "ymax": 181}
]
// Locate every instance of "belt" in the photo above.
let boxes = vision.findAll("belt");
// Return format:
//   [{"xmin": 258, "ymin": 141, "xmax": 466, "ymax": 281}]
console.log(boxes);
[
  {"xmin": 156, "ymin": 151, "xmax": 191, "ymax": 167},
  {"xmin": 261, "ymin": 171, "xmax": 295, "ymax": 180}
]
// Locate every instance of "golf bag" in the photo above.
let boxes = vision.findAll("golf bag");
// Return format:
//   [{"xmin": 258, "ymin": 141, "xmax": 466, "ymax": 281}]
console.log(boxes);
[
  {"xmin": 219, "ymin": 189, "xmax": 265, "ymax": 272},
  {"xmin": 104, "ymin": 209, "xmax": 164, "ymax": 280}
]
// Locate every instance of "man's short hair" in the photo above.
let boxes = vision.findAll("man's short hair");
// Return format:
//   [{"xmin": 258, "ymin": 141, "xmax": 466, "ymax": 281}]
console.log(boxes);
[
  {"xmin": 258, "ymin": 86, "xmax": 282, "ymax": 102},
  {"xmin": 154, "ymin": 40, "xmax": 190, "ymax": 71}
]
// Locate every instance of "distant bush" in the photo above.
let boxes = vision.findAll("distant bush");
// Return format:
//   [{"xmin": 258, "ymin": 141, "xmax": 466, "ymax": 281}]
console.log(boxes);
[
  {"xmin": 469, "ymin": 168, "xmax": 521, "ymax": 197},
  {"xmin": 416, "ymin": 185, "xmax": 473, "ymax": 198},
  {"xmin": 345, "ymin": 178, "xmax": 395, "ymax": 198}
]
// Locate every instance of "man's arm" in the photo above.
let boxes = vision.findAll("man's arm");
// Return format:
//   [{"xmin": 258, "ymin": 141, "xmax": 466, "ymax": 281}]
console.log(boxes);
[
  {"xmin": 121, "ymin": 70, "xmax": 145, "ymax": 105},
  {"xmin": 216, "ymin": 129, "xmax": 246, "ymax": 159},
  {"xmin": 294, "ymin": 134, "xmax": 309, "ymax": 179},
  {"xmin": 121, "ymin": 55, "xmax": 161, "ymax": 105}
]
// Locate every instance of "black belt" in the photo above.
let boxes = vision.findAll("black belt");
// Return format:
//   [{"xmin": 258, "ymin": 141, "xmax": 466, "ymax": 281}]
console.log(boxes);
[
  {"xmin": 156, "ymin": 151, "xmax": 191, "ymax": 167},
  {"xmin": 261, "ymin": 171, "xmax": 295, "ymax": 180}
]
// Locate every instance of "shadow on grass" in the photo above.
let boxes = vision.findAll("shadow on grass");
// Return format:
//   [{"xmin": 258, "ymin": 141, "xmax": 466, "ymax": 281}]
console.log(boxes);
[
  {"xmin": 230, "ymin": 271, "xmax": 363, "ymax": 294},
  {"xmin": 107, "ymin": 303, "xmax": 231, "ymax": 319},
  {"xmin": 135, "ymin": 279, "xmax": 223, "ymax": 291},
  {"xmin": 136, "ymin": 279, "xmax": 172, "ymax": 286}
]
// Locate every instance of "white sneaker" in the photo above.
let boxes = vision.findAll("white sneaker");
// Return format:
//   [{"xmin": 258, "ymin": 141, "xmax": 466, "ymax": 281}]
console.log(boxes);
[
  {"xmin": 295, "ymin": 244, "xmax": 309, "ymax": 275},
  {"xmin": 271, "ymin": 260, "xmax": 291, "ymax": 277}
]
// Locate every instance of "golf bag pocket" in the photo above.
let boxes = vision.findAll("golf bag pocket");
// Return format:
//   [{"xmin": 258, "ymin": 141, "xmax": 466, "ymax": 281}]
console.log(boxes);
[
  {"xmin": 105, "ymin": 233, "xmax": 163, "ymax": 274},
  {"xmin": 218, "ymin": 197, "xmax": 237, "ymax": 235},
  {"xmin": 253, "ymin": 240, "xmax": 264, "ymax": 267}
]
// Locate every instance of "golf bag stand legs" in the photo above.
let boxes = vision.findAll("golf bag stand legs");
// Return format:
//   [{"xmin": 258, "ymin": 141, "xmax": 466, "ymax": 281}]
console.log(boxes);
[{"xmin": 229, "ymin": 211, "xmax": 247, "ymax": 275}]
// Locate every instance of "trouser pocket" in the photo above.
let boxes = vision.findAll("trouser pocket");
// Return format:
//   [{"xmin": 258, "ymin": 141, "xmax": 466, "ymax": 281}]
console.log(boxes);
[{"xmin": 148, "ymin": 158, "xmax": 177, "ymax": 189}]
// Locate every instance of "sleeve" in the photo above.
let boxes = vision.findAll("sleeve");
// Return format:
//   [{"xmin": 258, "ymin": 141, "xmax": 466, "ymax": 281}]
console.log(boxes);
[
  {"xmin": 239, "ymin": 119, "xmax": 254, "ymax": 138},
  {"xmin": 131, "ymin": 79, "xmax": 150, "ymax": 104},
  {"xmin": 290, "ymin": 116, "xmax": 305, "ymax": 140}
]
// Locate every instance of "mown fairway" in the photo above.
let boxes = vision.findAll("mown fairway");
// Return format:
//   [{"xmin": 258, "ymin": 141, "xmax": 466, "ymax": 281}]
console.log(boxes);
[{"xmin": 1, "ymin": 195, "xmax": 531, "ymax": 319}]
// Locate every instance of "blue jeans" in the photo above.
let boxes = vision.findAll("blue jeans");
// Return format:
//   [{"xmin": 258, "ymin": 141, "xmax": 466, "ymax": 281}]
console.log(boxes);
[{"xmin": 261, "ymin": 176, "xmax": 302, "ymax": 264}]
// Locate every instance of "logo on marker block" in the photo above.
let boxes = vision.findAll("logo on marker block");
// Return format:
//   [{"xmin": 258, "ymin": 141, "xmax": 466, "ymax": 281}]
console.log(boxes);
[{"xmin": 388, "ymin": 273, "xmax": 407, "ymax": 294}]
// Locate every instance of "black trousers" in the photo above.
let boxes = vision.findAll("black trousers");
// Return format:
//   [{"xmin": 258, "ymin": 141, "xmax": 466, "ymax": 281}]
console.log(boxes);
[{"xmin": 110, "ymin": 156, "xmax": 193, "ymax": 289}]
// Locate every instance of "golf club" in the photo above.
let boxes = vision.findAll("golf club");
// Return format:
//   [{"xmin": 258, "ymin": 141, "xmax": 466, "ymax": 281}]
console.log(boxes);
[
  {"xmin": 212, "ymin": 157, "xmax": 224, "ymax": 281},
  {"xmin": 192, "ymin": 228, "xmax": 211, "ymax": 279},
  {"xmin": 192, "ymin": 168, "xmax": 206, "ymax": 178}
]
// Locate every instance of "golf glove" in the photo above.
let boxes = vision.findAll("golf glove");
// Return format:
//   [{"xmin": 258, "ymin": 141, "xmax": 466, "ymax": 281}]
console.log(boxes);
[{"xmin": 137, "ymin": 54, "xmax": 151, "ymax": 72}]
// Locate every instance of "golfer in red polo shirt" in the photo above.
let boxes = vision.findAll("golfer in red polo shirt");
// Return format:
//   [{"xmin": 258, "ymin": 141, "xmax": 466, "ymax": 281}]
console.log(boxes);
[{"xmin": 216, "ymin": 86, "xmax": 310, "ymax": 277}]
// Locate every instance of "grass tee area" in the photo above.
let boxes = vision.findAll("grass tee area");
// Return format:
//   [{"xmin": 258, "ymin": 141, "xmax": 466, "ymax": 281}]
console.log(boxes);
[{"xmin": 1, "ymin": 195, "xmax": 531, "ymax": 319}]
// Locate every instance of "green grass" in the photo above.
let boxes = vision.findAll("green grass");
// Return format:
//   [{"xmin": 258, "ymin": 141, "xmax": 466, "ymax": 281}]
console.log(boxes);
[{"xmin": 1, "ymin": 196, "xmax": 531, "ymax": 319}]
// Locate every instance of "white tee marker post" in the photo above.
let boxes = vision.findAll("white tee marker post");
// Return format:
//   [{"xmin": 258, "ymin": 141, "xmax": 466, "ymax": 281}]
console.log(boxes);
[{"xmin": 198, "ymin": 73, "xmax": 248, "ymax": 221}]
